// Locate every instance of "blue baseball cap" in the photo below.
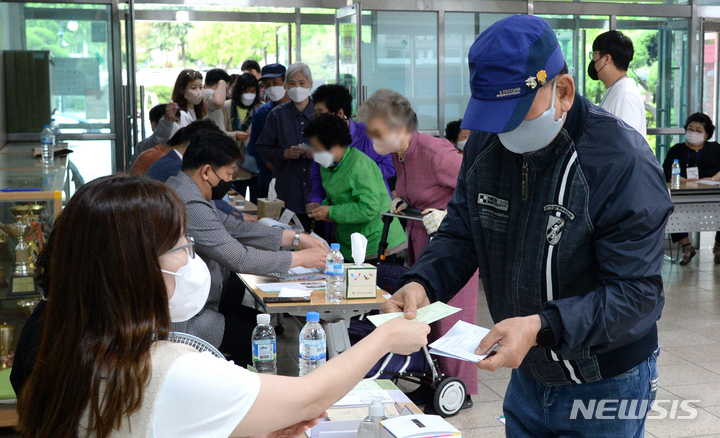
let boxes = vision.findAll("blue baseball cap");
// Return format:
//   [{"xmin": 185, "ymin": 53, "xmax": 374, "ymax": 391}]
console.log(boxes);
[
  {"xmin": 259, "ymin": 63, "xmax": 286, "ymax": 80},
  {"xmin": 461, "ymin": 15, "xmax": 566, "ymax": 134}
]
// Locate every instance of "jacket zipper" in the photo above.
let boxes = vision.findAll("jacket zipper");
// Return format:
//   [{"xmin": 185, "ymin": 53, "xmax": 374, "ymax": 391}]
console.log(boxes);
[{"xmin": 522, "ymin": 160, "xmax": 529, "ymax": 201}]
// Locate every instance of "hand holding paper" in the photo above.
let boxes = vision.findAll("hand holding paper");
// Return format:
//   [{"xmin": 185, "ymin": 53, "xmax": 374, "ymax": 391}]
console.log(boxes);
[{"xmin": 368, "ymin": 301, "xmax": 461, "ymax": 326}]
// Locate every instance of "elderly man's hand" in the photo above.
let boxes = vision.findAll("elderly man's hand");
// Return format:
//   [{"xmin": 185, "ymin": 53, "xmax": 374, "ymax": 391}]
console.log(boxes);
[
  {"xmin": 475, "ymin": 315, "xmax": 542, "ymax": 372},
  {"xmin": 284, "ymin": 146, "xmax": 306, "ymax": 160},
  {"xmin": 381, "ymin": 282, "xmax": 431, "ymax": 319}
]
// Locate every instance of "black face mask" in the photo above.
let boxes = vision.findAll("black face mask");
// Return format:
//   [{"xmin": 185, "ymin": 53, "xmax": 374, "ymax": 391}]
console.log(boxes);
[
  {"xmin": 587, "ymin": 57, "xmax": 606, "ymax": 81},
  {"xmin": 208, "ymin": 169, "xmax": 234, "ymax": 200}
]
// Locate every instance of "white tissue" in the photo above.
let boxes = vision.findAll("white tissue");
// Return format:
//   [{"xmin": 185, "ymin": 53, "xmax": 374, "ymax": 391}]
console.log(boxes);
[
  {"xmin": 268, "ymin": 178, "xmax": 277, "ymax": 202},
  {"xmin": 351, "ymin": 232, "xmax": 368, "ymax": 266},
  {"xmin": 278, "ymin": 288, "xmax": 311, "ymax": 298}
]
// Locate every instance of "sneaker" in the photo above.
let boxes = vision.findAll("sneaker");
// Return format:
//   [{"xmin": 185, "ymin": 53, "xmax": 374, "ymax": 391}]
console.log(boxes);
[
  {"xmin": 714, "ymin": 245, "xmax": 720, "ymax": 264},
  {"xmin": 680, "ymin": 245, "xmax": 696, "ymax": 266}
]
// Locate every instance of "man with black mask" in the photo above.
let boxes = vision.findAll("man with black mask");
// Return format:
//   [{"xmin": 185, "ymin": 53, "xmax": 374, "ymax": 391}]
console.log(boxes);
[
  {"xmin": 588, "ymin": 30, "xmax": 647, "ymax": 140},
  {"xmin": 166, "ymin": 130, "xmax": 328, "ymax": 365}
]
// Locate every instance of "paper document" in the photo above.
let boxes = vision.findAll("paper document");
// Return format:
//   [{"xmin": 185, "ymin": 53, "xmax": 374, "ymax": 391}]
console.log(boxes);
[
  {"xmin": 367, "ymin": 302, "xmax": 461, "ymax": 327},
  {"xmin": 429, "ymin": 320, "xmax": 498, "ymax": 363},
  {"xmin": 696, "ymin": 180, "xmax": 720, "ymax": 186},
  {"xmin": 278, "ymin": 288, "xmax": 312, "ymax": 298},
  {"xmin": 257, "ymin": 283, "xmax": 310, "ymax": 293},
  {"xmin": 332, "ymin": 380, "xmax": 396, "ymax": 408},
  {"xmin": 286, "ymin": 266, "xmax": 325, "ymax": 281}
]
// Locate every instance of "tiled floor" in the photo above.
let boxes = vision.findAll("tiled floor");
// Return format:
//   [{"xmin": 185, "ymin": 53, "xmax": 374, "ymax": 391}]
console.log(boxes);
[{"xmin": 274, "ymin": 242, "xmax": 720, "ymax": 437}]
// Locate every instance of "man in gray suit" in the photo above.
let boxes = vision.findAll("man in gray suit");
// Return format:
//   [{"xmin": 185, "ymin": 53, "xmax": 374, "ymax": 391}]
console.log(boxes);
[{"xmin": 167, "ymin": 130, "xmax": 328, "ymax": 365}]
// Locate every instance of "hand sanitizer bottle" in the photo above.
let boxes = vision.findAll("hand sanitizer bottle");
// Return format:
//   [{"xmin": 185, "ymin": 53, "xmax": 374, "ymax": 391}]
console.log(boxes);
[{"xmin": 357, "ymin": 399, "xmax": 386, "ymax": 438}]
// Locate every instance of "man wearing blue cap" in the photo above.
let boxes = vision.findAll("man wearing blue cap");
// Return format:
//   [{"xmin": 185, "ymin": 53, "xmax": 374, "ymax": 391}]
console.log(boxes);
[
  {"xmin": 247, "ymin": 63, "xmax": 290, "ymax": 199},
  {"xmin": 383, "ymin": 15, "xmax": 673, "ymax": 436}
]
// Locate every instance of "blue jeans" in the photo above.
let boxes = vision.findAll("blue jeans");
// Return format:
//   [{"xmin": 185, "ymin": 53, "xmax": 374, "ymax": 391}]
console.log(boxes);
[{"xmin": 504, "ymin": 349, "xmax": 659, "ymax": 437}]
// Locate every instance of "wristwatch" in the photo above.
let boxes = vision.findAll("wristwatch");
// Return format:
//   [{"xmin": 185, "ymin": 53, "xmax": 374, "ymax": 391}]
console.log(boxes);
[
  {"xmin": 293, "ymin": 231, "xmax": 301, "ymax": 248},
  {"xmin": 536, "ymin": 313, "xmax": 556, "ymax": 348}
]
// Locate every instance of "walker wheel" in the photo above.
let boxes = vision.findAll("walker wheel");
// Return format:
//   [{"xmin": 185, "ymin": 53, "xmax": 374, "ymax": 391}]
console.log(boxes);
[{"xmin": 433, "ymin": 377, "xmax": 467, "ymax": 417}]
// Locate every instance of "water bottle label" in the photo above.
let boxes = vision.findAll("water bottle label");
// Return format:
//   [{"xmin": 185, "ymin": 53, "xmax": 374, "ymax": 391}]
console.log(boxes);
[
  {"xmin": 326, "ymin": 263, "xmax": 344, "ymax": 276},
  {"xmin": 41, "ymin": 136, "xmax": 52, "ymax": 144},
  {"xmin": 300, "ymin": 339, "xmax": 326, "ymax": 361},
  {"xmin": 252, "ymin": 340, "xmax": 276, "ymax": 362}
]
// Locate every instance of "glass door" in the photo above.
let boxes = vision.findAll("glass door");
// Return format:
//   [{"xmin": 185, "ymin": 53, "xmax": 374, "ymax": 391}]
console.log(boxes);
[
  {"xmin": 336, "ymin": 4, "xmax": 361, "ymax": 111},
  {"xmin": 703, "ymin": 20, "xmax": 720, "ymax": 136},
  {"xmin": 276, "ymin": 24, "xmax": 292, "ymax": 68}
]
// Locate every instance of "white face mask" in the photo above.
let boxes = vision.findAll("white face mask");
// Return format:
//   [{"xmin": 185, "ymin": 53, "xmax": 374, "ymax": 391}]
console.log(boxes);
[
  {"xmin": 241, "ymin": 93, "xmax": 256, "ymax": 106},
  {"xmin": 266, "ymin": 85, "xmax": 287, "ymax": 102},
  {"xmin": 456, "ymin": 139, "xmax": 468, "ymax": 151},
  {"xmin": 372, "ymin": 132, "xmax": 404, "ymax": 156},
  {"xmin": 162, "ymin": 255, "xmax": 211, "ymax": 323},
  {"xmin": 686, "ymin": 131, "xmax": 705, "ymax": 146},
  {"xmin": 287, "ymin": 86, "xmax": 311, "ymax": 103},
  {"xmin": 314, "ymin": 151, "xmax": 335, "ymax": 168},
  {"xmin": 498, "ymin": 80, "xmax": 565, "ymax": 154},
  {"xmin": 184, "ymin": 89, "xmax": 203, "ymax": 106}
]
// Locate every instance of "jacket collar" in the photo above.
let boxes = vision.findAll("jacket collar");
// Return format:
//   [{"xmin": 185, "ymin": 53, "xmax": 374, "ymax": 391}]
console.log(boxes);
[{"xmin": 167, "ymin": 171, "xmax": 209, "ymax": 205}]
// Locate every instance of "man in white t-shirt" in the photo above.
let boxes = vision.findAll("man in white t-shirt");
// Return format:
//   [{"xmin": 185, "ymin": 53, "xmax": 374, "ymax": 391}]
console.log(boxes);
[{"xmin": 589, "ymin": 30, "xmax": 647, "ymax": 140}]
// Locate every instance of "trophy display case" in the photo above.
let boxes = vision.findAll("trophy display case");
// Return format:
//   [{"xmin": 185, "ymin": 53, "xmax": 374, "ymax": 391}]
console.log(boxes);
[{"xmin": 0, "ymin": 144, "xmax": 67, "ymax": 300}]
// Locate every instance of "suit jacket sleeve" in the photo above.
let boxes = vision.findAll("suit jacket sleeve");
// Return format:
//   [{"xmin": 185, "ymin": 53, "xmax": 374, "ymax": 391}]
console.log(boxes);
[{"xmin": 186, "ymin": 198, "xmax": 292, "ymax": 278}]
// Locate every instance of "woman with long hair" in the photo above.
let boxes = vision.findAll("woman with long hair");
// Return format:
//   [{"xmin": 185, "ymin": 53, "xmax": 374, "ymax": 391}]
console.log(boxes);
[
  {"xmin": 171, "ymin": 69, "xmax": 207, "ymax": 127},
  {"xmin": 17, "ymin": 175, "xmax": 429, "ymax": 438}
]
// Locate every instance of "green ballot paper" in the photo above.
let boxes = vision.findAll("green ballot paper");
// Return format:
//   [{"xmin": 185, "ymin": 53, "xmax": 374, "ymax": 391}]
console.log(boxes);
[{"xmin": 367, "ymin": 301, "xmax": 461, "ymax": 326}]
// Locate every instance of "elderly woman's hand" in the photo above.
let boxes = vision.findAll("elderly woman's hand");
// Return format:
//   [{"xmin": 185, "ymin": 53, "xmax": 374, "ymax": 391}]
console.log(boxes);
[{"xmin": 390, "ymin": 198, "xmax": 408, "ymax": 214}]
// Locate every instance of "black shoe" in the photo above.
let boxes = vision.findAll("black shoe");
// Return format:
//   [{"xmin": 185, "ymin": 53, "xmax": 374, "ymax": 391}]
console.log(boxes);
[
  {"xmin": 714, "ymin": 245, "xmax": 720, "ymax": 264},
  {"xmin": 680, "ymin": 245, "xmax": 696, "ymax": 266}
]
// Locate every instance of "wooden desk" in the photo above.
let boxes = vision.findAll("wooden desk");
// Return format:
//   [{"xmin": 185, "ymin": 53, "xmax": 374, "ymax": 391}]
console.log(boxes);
[
  {"xmin": 0, "ymin": 405, "xmax": 18, "ymax": 428},
  {"xmin": 666, "ymin": 182, "xmax": 720, "ymax": 233},
  {"xmin": 228, "ymin": 192, "xmax": 258, "ymax": 215},
  {"xmin": 238, "ymin": 273, "xmax": 387, "ymax": 358}
]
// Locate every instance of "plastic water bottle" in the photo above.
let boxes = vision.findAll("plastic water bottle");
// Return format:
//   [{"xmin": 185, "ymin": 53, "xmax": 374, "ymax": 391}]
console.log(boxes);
[
  {"xmin": 40, "ymin": 125, "xmax": 54, "ymax": 165},
  {"xmin": 299, "ymin": 311, "xmax": 326, "ymax": 376},
  {"xmin": 357, "ymin": 399, "xmax": 386, "ymax": 438},
  {"xmin": 672, "ymin": 159, "xmax": 681, "ymax": 189},
  {"xmin": 325, "ymin": 243, "xmax": 344, "ymax": 303},
  {"xmin": 251, "ymin": 313, "xmax": 277, "ymax": 374},
  {"xmin": 50, "ymin": 118, "xmax": 61, "ymax": 147}
]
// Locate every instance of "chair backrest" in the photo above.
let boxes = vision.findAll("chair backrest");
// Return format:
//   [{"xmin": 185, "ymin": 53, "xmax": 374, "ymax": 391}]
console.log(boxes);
[
  {"xmin": 169, "ymin": 332, "xmax": 226, "ymax": 360},
  {"xmin": 376, "ymin": 263, "xmax": 409, "ymax": 294}
]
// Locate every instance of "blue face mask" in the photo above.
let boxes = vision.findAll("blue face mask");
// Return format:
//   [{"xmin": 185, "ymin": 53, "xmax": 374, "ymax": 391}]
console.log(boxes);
[{"xmin": 498, "ymin": 79, "xmax": 565, "ymax": 154}]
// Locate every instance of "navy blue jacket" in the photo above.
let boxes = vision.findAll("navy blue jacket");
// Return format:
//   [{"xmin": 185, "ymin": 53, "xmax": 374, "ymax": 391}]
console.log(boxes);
[
  {"xmin": 401, "ymin": 95, "xmax": 673, "ymax": 386},
  {"xmin": 146, "ymin": 150, "xmax": 243, "ymax": 220}
]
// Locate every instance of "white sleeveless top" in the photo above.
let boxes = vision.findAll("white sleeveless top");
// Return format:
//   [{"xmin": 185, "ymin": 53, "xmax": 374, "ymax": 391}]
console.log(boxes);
[{"xmin": 81, "ymin": 341, "xmax": 261, "ymax": 438}]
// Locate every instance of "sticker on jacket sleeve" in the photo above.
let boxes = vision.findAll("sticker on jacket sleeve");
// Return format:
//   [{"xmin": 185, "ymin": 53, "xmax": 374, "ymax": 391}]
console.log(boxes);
[{"xmin": 477, "ymin": 193, "xmax": 509, "ymax": 211}]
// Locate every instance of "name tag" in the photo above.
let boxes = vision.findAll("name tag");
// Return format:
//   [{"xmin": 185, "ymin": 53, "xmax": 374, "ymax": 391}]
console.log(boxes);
[{"xmin": 687, "ymin": 167, "xmax": 699, "ymax": 180}]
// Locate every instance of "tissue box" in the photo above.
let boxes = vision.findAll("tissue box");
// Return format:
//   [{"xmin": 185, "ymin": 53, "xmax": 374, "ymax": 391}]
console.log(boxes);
[
  {"xmin": 257, "ymin": 198, "xmax": 285, "ymax": 219},
  {"xmin": 344, "ymin": 263, "xmax": 377, "ymax": 299}
]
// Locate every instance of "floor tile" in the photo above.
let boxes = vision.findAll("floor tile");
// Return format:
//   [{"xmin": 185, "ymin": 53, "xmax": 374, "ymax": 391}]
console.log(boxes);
[
  {"xmin": 662, "ymin": 381, "xmax": 720, "ymax": 407},
  {"xmin": 443, "ymin": 400, "xmax": 505, "ymax": 430},
  {"xmin": 659, "ymin": 329, "xmax": 718, "ymax": 347},
  {"xmin": 657, "ymin": 363, "xmax": 720, "ymax": 386}
]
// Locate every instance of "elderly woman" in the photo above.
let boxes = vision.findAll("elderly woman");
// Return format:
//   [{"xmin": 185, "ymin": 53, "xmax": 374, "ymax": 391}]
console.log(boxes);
[
  {"xmin": 662, "ymin": 112, "xmax": 720, "ymax": 265},
  {"xmin": 255, "ymin": 62, "xmax": 316, "ymax": 230},
  {"xmin": 357, "ymin": 89, "xmax": 479, "ymax": 401}
]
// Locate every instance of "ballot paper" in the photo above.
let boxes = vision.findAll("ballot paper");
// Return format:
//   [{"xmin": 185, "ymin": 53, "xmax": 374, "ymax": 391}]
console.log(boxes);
[
  {"xmin": 286, "ymin": 266, "xmax": 325, "ymax": 281},
  {"xmin": 333, "ymin": 380, "xmax": 395, "ymax": 408},
  {"xmin": 278, "ymin": 288, "xmax": 312, "ymax": 298},
  {"xmin": 367, "ymin": 302, "xmax": 461, "ymax": 327},
  {"xmin": 429, "ymin": 320, "xmax": 499, "ymax": 363}
]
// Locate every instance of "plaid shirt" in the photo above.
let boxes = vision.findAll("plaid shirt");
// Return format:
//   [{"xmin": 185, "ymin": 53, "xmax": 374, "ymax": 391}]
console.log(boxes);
[{"xmin": 167, "ymin": 172, "xmax": 292, "ymax": 347}]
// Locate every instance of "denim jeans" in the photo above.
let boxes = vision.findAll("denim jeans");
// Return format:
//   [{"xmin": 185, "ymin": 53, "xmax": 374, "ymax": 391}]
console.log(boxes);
[{"xmin": 504, "ymin": 349, "xmax": 659, "ymax": 437}]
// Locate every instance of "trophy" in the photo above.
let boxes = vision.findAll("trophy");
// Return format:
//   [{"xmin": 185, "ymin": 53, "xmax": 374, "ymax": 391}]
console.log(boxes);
[{"xmin": 0, "ymin": 204, "xmax": 45, "ymax": 295}]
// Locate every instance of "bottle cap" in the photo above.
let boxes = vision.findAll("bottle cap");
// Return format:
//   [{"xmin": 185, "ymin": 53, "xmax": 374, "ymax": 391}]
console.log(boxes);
[
  {"xmin": 306, "ymin": 311, "xmax": 320, "ymax": 322},
  {"xmin": 369, "ymin": 399, "xmax": 384, "ymax": 417},
  {"xmin": 43, "ymin": 125, "xmax": 50, "ymax": 128},
  {"xmin": 331, "ymin": 243, "xmax": 340, "ymax": 250},
  {"xmin": 257, "ymin": 313, "xmax": 271, "ymax": 324},
  {"xmin": 51, "ymin": 118, "xmax": 55, "ymax": 122}
]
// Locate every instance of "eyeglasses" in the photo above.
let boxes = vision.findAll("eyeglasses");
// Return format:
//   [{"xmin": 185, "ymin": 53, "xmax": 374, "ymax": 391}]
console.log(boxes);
[
  {"xmin": 588, "ymin": 51, "xmax": 606, "ymax": 61},
  {"xmin": 163, "ymin": 234, "xmax": 196, "ymax": 259}
]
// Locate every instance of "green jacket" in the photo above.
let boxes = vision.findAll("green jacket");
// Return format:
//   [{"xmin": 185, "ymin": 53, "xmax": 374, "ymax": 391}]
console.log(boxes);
[{"xmin": 321, "ymin": 147, "xmax": 406, "ymax": 260}]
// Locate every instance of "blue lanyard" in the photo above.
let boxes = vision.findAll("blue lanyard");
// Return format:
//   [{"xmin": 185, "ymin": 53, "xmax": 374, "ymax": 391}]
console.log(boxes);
[
  {"xmin": 687, "ymin": 147, "xmax": 703, "ymax": 168},
  {"xmin": 600, "ymin": 75, "xmax": 628, "ymax": 106}
]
